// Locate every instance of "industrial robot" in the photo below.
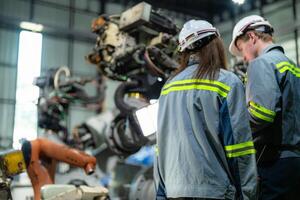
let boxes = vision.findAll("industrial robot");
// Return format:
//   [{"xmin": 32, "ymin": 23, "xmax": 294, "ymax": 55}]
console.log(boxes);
[{"xmin": 0, "ymin": 138, "xmax": 108, "ymax": 200}]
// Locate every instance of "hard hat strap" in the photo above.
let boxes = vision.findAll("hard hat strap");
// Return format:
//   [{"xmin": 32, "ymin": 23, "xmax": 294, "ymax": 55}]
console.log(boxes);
[
  {"xmin": 186, "ymin": 34, "xmax": 217, "ymax": 52},
  {"xmin": 235, "ymin": 25, "xmax": 274, "ymax": 48},
  {"xmin": 241, "ymin": 21, "xmax": 273, "ymax": 36}
]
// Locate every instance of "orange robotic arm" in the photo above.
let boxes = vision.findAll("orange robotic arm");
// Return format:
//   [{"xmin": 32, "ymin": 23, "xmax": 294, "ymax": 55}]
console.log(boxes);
[{"xmin": 21, "ymin": 138, "xmax": 96, "ymax": 200}]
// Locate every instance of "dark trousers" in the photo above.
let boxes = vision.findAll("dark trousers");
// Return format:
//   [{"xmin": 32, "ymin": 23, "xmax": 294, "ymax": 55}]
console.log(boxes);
[{"xmin": 258, "ymin": 157, "xmax": 300, "ymax": 200}]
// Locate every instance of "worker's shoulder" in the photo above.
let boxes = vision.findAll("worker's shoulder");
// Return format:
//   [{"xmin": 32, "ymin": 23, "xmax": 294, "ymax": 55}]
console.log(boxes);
[
  {"xmin": 251, "ymin": 48, "xmax": 288, "ymax": 68},
  {"xmin": 168, "ymin": 66, "xmax": 242, "ymax": 88},
  {"xmin": 169, "ymin": 64, "xmax": 198, "ymax": 82},
  {"xmin": 219, "ymin": 69, "xmax": 243, "ymax": 88}
]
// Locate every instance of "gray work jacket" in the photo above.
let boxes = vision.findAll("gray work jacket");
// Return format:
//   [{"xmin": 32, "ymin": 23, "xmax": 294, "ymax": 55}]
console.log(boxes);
[
  {"xmin": 246, "ymin": 44, "xmax": 300, "ymax": 159},
  {"xmin": 154, "ymin": 64, "xmax": 257, "ymax": 200}
]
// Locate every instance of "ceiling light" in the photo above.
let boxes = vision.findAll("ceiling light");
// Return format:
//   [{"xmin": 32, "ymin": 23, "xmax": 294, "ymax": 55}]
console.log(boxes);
[
  {"xmin": 232, "ymin": 0, "xmax": 245, "ymax": 5},
  {"xmin": 20, "ymin": 21, "xmax": 43, "ymax": 32}
]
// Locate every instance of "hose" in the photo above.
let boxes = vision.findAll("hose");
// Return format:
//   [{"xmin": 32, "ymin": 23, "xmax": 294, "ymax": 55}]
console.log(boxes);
[
  {"xmin": 54, "ymin": 66, "xmax": 71, "ymax": 90},
  {"xmin": 144, "ymin": 49, "xmax": 165, "ymax": 77},
  {"xmin": 114, "ymin": 81, "xmax": 140, "ymax": 115}
]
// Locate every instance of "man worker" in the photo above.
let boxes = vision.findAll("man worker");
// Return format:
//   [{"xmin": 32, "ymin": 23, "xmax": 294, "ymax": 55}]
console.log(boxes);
[{"xmin": 229, "ymin": 15, "xmax": 300, "ymax": 200}]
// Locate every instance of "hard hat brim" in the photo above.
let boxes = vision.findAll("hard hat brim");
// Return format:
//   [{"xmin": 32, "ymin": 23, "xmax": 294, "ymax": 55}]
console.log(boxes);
[
  {"xmin": 229, "ymin": 38, "xmax": 242, "ymax": 57},
  {"xmin": 179, "ymin": 32, "xmax": 217, "ymax": 52}
]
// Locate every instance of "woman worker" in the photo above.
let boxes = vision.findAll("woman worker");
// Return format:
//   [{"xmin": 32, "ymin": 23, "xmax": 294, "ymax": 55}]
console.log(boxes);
[{"xmin": 154, "ymin": 20, "xmax": 257, "ymax": 200}]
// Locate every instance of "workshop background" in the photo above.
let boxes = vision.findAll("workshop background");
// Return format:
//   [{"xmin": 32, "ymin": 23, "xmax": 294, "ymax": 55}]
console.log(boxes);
[{"xmin": 0, "ymin": 0, "xmax": 299, "ymax": 199}]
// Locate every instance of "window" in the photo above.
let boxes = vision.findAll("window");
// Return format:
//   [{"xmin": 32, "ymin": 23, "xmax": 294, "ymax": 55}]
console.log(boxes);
[{"xmin": 13, "ymin": 31, "xmax": 43, "ymax": 149}]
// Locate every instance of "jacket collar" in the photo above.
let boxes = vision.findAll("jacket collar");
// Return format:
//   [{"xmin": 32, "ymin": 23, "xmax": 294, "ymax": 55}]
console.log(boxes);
[
  {"xmin": 260, "ymin": 44, "xmax": 284, "ymax": 56},
  {"xmin": 188, "ymin": 54, "xmax": 199, "ymax": 66}
]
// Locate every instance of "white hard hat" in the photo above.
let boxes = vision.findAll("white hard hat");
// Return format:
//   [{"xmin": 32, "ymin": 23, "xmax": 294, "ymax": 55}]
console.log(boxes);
[
  {"xmin": 178, "ymin": 20, "xmax": 219, "ymax": 52},
  {"xmin": 229, "ymin": 15, "xmax": 273, "ymax": 56}
]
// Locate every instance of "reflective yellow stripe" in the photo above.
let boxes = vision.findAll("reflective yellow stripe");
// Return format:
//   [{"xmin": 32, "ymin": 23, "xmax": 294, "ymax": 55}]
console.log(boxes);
[
  {"xmin": 244, "ymin": 72, "xmax": 248, "ymax": 84},
  {"xmin": 161, "ymin": 84, "xmax": 229, "ymax": 97},
  {"xmin": 276, "ymin": 62, "xmax": 300, "ymax": 77},
  {"xmin": 161, "ymin": 79, "xmax": 231, "ymax": 97},
  {"xmin": 225, "ymin": 141, "xmax": 256, "ymax": 158},
  {"xmin": 276, "ymin": 61, "xmax": 292, "ymax": 68},
  {"xmin": 249, "ymin": 107, "xmax": 274, "ymax": 122},
  {"xmin": 276, "ymin": 62, "xmax": 300, "ymax": 72},
  {"xmin": 226, "ymin": 149, "xmax": 256, "ymax": 158},
  {"xmin": 249, "ymin": 101, "xmax": 275, "ymax": 117},
  {"xmin": 249, "ymin": 101, "xmax": 275, "ymax": 122},
  {"xmin": 155, "ymin": 145, "xmax": 159, "ymax": 156},
  {"xmin": 278, "ymin": 66, "xmax": 300, "ymax": 77},
  {"xmin": 224, "ymin": 141, "xmax": 254, "ymax": 151},
  {"xmin": 162, "ymin": 79, "xmax": 230, "ymax": 91}
]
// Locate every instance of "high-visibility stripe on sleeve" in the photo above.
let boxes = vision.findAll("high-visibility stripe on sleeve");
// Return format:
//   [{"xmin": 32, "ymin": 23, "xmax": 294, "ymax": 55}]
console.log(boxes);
[
  {"xmin": 276, "ymin": 61, "xmax": 300, "ymax": 78},
  {"xmin": 225, "ymin": 141, "xmax": 254, "ymax": 151},
  {"xmin": 249, "ymin": 101, "xmax": 275, "ymax": 123},
  {"xmin": 244, "ymin": 72, "xmax": 248, "ymax": 84},
  {"xmin": 226, "ymin": 149, "xmax": 256, "ymax": 158},
  {"xmin": 155, "ymin": 145, "xmax": 159, "ymax": 156},
  {"xmin": 225, "ymin": 141, "xmax": 256, "ymax": 158},
  {"xmin": 161, "ymin": 79, "xmax": 231, "ymax": 98}
]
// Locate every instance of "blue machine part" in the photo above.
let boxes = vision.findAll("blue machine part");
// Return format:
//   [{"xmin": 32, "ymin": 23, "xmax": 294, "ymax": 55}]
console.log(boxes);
[{"xmin": 125, "ymin": 145, "xmax": 155, "ymax": 166}]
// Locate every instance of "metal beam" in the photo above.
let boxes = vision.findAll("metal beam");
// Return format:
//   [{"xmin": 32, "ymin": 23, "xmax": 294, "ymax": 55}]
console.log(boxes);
[
  {"xmin": 292, "ymin": 0, "xmax": 299, "ymax": 66},
  {"xmin": 148, "ymin": 1, "xmax": 211, "ymax": 19},
  {"xmin": 29, "ymin": 0, "xmax": 35, "ymax": 21},
  {"xmin": 68, "ymin": 0, "xmax": 75, "ymax": 69},
  {"xmin": 0, "ymin": 98, "xmax": 16, "ymax": 105},
  {"xmin": 99, "ymin": 0, "xmax": 106, "ymax": 15},
  {"xmin": 0, "ymin": 14, "xmax": 96, "ymax": 44},
  {"xmin": 19, "ymin": 0, "xmax": 99, "ymax": 16}
]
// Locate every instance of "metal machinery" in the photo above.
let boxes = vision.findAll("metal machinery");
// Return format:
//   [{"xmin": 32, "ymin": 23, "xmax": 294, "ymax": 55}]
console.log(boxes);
[
  {"xmin": 22, "ymin": 138, "xmax": 100, "ymax": 200},
  {"xmin": 0, "ymin": 138, "xmax": 108, "ymax": 200},
  {"xmin": 232, "ymin": 58, "xmax": 247, "ymax": 84},
  {"xmin": 34, "ymin": 2, "xmax": 179, "ymax": 199},
  {"xmin": 34, "ymin": 66, "xmax": 106, "ymax": 144},
  {"xmin": 83, "ymin": 2, "xmax": 179, "ymax": 199},
  {"xmin": 41, "ymin": 184, "xmax": 108, "ymax": 200},
  {"xmin": 0, "ymin": 150, "xmax": 26, "ymax": 200},
  {"xmin": 86, "ymin": 1, "xmax": 178, "ymax": 156}
]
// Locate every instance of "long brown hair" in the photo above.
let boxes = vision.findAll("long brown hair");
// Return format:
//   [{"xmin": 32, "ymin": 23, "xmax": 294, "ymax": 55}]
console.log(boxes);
[{"xmin": 174, "ymin": 36, "xmax": 228, "ymax": 80}]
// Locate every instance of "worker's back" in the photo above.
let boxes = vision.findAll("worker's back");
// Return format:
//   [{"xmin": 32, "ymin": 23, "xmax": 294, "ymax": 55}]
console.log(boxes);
[{"xmin": 155, "ymin": 63, "xmax": 257, "ymax": 199}]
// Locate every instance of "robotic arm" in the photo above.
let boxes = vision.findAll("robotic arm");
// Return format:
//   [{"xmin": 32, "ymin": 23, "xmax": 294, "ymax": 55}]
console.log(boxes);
[
  {"xmin": 21, "ymin": 138, "xmax": 97, "ymax": 200},
  {"xmin": 84, "ymin": 2, "xmax": 179, "ymax": 157}
]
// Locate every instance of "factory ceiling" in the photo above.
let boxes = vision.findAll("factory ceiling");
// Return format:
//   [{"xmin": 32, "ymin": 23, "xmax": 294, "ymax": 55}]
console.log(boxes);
[{"xmin": 108, "ymin": 0, "xmax": 282, "ymax": 22}]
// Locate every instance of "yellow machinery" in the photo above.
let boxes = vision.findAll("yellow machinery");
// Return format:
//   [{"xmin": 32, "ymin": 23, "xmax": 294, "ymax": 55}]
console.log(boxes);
[{"xmin": 0, "ymin": 150, "xmax": 26, "ymax": 200}]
